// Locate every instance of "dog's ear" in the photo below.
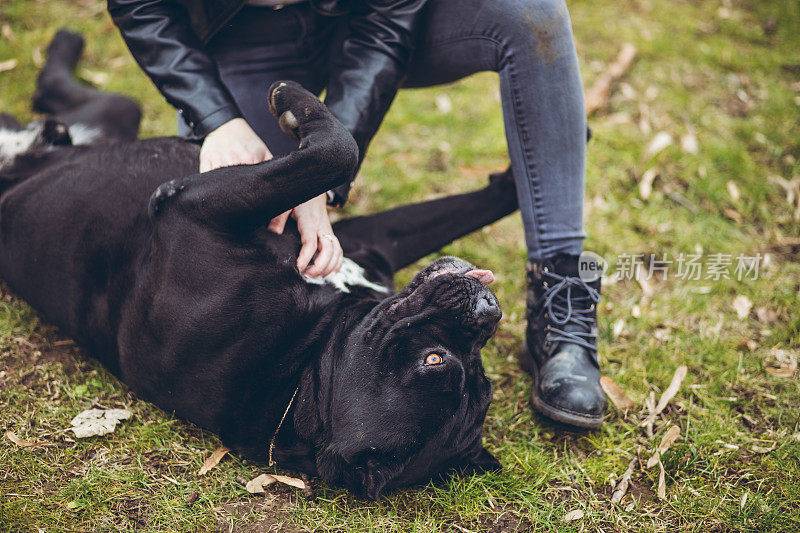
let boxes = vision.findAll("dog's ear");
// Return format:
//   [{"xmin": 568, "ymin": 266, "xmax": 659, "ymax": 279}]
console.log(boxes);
[{"xmin": 453, "ymin": 446, "xmax": 501, "ymax": 476}]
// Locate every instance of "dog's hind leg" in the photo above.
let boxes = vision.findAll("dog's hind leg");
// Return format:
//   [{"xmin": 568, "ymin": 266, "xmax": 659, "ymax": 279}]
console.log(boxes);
[
  {"xmin": 0, "ymin": 113, "xmax": 23, "ymax": 131},
  {"xmin": 333, "ymin": 169, "xmax": 519, "ymax": 272},
  {"xmin": 32, "ymin": 29, "xmax": 141, "ymax": 143},
  {"xmin": 149, "ymin": 82, "xmax": 358, "ymax": 232},
  {"xmin": 32, "ymin": 29, "xmax": 91, "ymax": 114}
]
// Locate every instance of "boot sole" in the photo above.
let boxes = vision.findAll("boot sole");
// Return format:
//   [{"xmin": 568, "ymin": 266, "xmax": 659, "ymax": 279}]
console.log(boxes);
[{"xmin": 518, "ymin": 344, "xmax": 604, "ymax": 430}]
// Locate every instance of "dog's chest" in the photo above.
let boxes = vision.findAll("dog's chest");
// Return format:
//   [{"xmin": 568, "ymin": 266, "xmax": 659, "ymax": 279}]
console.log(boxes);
[
  {"xmin": 0, "ymin": 127, "xmax": 40, "ymax": 169},
  {"xmin": 0, "ymin": 123, "xmax": 101, "ymax": 170},
  {"xmin": 302, "ymin": 258, "xmax": 390, "ymax": 294}
]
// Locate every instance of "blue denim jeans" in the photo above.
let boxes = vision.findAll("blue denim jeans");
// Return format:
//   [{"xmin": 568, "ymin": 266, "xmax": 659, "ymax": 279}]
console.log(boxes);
[{"xmin": 180, "ymin": 0, "xmax": 587, "ymax": 260}]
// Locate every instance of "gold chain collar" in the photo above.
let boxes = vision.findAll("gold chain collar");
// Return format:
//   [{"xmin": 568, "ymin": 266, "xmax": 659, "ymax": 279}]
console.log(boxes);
[{"xmin": 268, "ymin": 383, "xmax": 301, "ymax": 467}]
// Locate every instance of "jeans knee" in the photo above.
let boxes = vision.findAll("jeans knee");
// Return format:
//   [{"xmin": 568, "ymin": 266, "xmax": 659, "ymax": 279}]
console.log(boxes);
[{"xmin": 486, "ymin": 0, "xmax": 573, "ymax": 62}]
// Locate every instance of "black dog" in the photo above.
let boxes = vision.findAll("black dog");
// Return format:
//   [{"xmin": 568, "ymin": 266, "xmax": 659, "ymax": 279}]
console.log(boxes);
[{"xmin": 0, "ymin": 31, "xmax": 519, "ymax": 499}]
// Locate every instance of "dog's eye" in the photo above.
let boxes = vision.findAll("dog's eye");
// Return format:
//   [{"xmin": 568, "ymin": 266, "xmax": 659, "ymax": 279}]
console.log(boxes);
[{"xmin": 425, "ymin": 353, "xmax": 443, "ymax": 365}]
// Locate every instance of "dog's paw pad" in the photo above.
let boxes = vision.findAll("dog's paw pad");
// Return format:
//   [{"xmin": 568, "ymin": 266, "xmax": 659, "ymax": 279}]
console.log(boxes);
[
  {"xmin": 278, "ymin": 110, "xmax": 300, "ymax": 141},
  {"xmin": 149, "ymin": 179, "xmax": 185, "ymax": 216},
  {"xmin": 267, "ymin": 81, "xmax": 328, "ymax": 125}
]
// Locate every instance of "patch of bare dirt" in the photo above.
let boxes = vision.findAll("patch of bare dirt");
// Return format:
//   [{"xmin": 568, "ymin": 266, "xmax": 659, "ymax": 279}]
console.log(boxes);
[{"xmin": 214, "ymin": 493, "xmax": 301, "ymax": 533}]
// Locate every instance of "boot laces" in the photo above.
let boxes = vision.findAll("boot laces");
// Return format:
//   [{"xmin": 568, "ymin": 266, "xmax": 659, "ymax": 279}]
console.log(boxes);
[{"xmin": 541, "ymin": 270, "xmax": 601, "ymax": 352}]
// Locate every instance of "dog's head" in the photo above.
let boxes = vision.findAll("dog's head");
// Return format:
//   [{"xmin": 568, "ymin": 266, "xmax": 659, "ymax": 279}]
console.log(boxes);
[{"xmin": 317, "ymin": 257, "xmax": 502, "ymax": 499}]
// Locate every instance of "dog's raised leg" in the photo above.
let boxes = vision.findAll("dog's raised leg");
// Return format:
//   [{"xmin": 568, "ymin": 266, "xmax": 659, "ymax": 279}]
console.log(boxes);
[
  {"xmin": 150, "ymin": 82, "xmax": 358, "ymax": 232},
  {"xmin": 333, "ymin": 169, "xmax": 519, "ymax": 271},
  {"xmin": 32, "ymin": 29, "xmax": 141, "ymax": 142}
]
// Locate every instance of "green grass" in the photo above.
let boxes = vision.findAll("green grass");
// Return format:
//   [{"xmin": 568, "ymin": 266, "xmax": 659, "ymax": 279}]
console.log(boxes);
[{"xmin": 2, "ymin": 0, "xmax": 800, "ymax": 531}]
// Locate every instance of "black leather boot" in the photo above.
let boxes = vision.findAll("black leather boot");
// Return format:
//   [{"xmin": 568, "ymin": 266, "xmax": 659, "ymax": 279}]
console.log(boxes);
[{"xmin": 518, "ymin": 253, "xmax": 606, "ymax": 428}]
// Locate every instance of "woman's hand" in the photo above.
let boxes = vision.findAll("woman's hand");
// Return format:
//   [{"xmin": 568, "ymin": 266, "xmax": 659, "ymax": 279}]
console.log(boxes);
[
  {"xmin": 199, "ymin": 118, "xmax": 272, "ymax": 172},
  {"xmin": 268, "ymin": 194, "xmax": 343, "ymax": 278},
  {"xmin": 201, "ymin": 119, "xmax": 340, "ymax": 277}
]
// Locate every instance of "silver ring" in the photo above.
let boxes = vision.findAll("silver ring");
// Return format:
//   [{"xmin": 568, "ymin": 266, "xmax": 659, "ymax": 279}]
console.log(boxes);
[{"xmin": 321, "ymin": 234, "xmax": 335, "ymax": 242}]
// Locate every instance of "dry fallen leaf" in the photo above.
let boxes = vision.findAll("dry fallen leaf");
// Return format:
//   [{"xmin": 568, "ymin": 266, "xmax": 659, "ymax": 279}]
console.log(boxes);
[
  {"xmin": 562, "ymin": 508, "xmax": 585, "ymax": 522},
  {"xmin": 764, "ymin": 348, "xmax": 797, "ymax": 378},
  {"xmin": 81, "ymin": 69, "xmax": 110, "ymax": 86},
  {"xmin": 655, "ymin": 366, "xmax": 688, "ymax": 414},
  {"xmin": 644, "ymin": 391, "xmax": 657, "ymax": 438},
  {"xmin": 245, "ymin": 473, "xmax": 277, "ymax": 494},
  {"xmin": 645, "ymin": 132, "xmax": 673, "ymax": 158},
  {"xmin": 611, "ymin": 458, "xmax": 637, "ymax": 504},
  {"xmin": 198, "ymin": 445, "xmax": 231, "ymax": 475},
  {"xmin": 612, "ymin": 318, "xmax": 626, "ymax": 338},
  {"xmin": 435, "ymin": 94, "xmax": 452, "ymax": 114},
  {"xmin": 639, "ymin": 168, "xmax": 658, "ymax": 200},
  {"xmin": 723, "ymin": 208, "xmax": 743, "ymax": 223},
  {"xmin": 6, "ymin": 430, "xmax": 55, "ymax": 448},
  {"xmin": 657, "ymin": 461, "xmax": 667, "ymax": 500},
  {"xmin": 636, "ymin": 271, "xmax": 655, "ymax": 299},
  {"xmin": 654, "ymin": 328, "xmax": 671, "ymax": 342},
  {"xmin": 245, "ymin": 472, "xmax": 306, "ymax": 493},
  {"xmin": 751, "ymin": 443, "xmax": 776, "ymax": 454},
  {"xmin": 600, "ymin": 376, "xmax": 635, "ymax": 411},
  {"xmin": 108, "ymin": 56, "xmax": 128, "ymax": 69},
  {"xmin": 0, "ymin": 59, "xmax": 18, "ymax": 73},
  {"xmin": 272, "ymin": 474, "xmax": 307, "ymax": 489},
  {"xmin": 647, "ymin": 425, "xmax": 681, "ymax": 468},
  {"xmin": 681, "ymin": 130, "xmax": 699, "ymax": 154},
  {"xmin": 732, "ymin": 295, "xmax": 753, "ymax": 320},
  {"xmin": 70, "ymin": 408, "xmax": 132, "ymax": 438},
  {"xmin": 769, "ymin": 175, "xmax": 800, "ymax": 221},
  {"xmin": 32, "ymin": 46, "xmax": 43, "ymax": 68},
  {"xmin": 1, "ymin": 24, "xmax": 17, "ymax": 43},
  {"xmin": 726, "ymin": 180, "xmax": 741, "ymax": 201},
  {"xmin": 738, "ymin": 338, "xmax": 759, "ymax": 351},
  {"xmin": 755, "ymin": 306, "xmax": 777, "ymax": 324}
]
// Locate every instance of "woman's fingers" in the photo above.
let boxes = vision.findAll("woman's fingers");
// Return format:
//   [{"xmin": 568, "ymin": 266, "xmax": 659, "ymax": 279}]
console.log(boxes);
[
  {"xmin": 267, "ymin": 211, "xmax": 291, "ymax": 234},
  {"xmin": 199, "ymin": 118, "xmax": 271, "ymax": 172},
  {"xmin": 333, "ymin": 245, "xmax": 344, "ymax": 274},
  {"xmin": 305, "ymin": 234, "xmax": 336, "ymax": 277},
  {"xmin": 292, "ymin": 194, "xmax": 344, "ymax": 277},
  {"xmin": 296, "ymin": 232, "xmax": 318, "ymax": 274}
]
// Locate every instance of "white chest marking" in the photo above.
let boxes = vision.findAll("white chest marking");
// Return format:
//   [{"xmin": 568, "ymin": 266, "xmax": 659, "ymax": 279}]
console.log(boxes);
[
  {"xmin": 0, "ymin": 126, "xmax": 40, "ymax": 169},
  {"xmin": 303, "ymin": 257, "xmax": 390, "ymax": 294},
  {"xmin": 0, "ymin": 122, "xmax": 100, "ymax": 170},
  {"xmin": 67, "ymin": 123, "xmax": 101, "ymax": 145}
]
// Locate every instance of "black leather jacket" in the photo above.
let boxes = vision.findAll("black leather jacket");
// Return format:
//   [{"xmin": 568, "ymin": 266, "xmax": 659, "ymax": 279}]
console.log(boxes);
[{"xmin": 108, "ymin": 0, "xmax": 427, "ymax": 205}]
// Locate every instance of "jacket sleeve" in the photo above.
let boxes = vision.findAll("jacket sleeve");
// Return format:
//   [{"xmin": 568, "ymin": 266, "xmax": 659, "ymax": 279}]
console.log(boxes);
[
  {"xmin": 108, "ymin": 0, "xmax": 241, "ymax": 139},
  {"xmin": 323, "ymin": 0, "xmax": 427, "ymax": 206}
]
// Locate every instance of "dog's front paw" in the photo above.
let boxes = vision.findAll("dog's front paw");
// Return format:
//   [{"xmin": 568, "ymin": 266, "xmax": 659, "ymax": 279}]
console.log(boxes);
[{"xmin": 267, "ymin": 81, "xmax": 331, "ymax": 141}]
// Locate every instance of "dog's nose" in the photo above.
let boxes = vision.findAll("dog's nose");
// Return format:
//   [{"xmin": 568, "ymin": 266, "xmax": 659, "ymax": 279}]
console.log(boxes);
[{"xmin": 473, "ymin": 292, "xmax": 501, "ymax": 323}]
